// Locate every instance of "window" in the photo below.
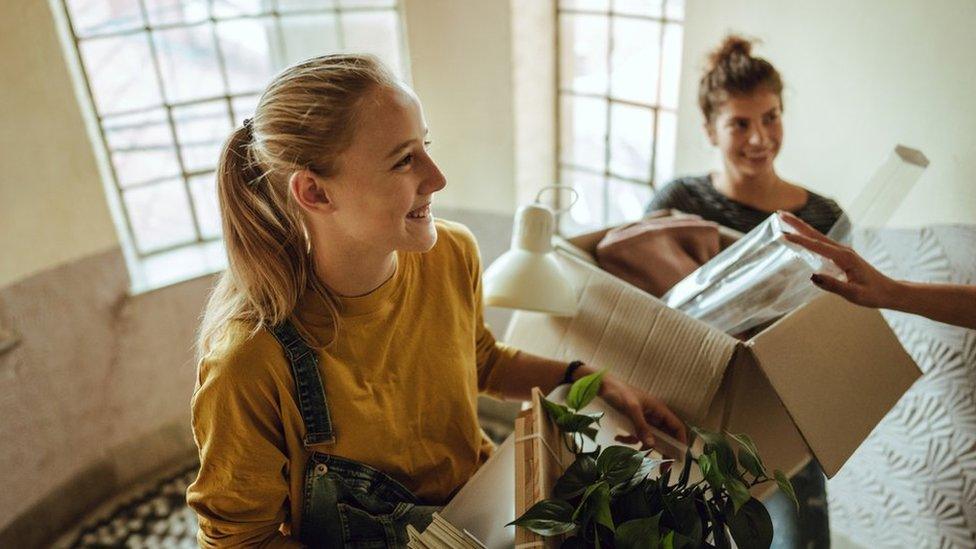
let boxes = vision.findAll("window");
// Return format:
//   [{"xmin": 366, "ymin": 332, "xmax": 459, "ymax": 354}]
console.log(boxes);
[
  {"xmin": 55, "ymin": 0, "xmax": 407, "ymax": 292},
  {"xmin": 557, "ymin": 0, "xmax": 684, "ymax": 232}
]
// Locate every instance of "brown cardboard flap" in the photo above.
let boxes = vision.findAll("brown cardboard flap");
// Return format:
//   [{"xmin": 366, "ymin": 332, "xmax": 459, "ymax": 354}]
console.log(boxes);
[
  {"xmin": 505, "ymin": 250, "xmax": 738, "ymax": 422},
  {"xmin": 709, "ymin": 348, "xmax": 812, "ymax": 498},
  {"xmin": 748, "ymin": 293, "xmax": 921, "ymax": 476}
]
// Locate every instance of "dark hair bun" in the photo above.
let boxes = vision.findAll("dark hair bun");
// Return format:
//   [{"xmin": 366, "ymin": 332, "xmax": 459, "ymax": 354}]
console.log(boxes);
[{"xmin": 707, "ymin": 35, "xmax": 755, "ymax": 70}]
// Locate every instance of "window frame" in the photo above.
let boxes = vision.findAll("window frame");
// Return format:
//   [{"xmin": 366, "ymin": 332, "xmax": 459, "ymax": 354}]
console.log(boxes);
[
  {"xmin": 52, "ymin": 0, "xmax": 408, "ymax": 293},
  {"xmin": 555, "ymin": 0, "xmax": 685, "ymax": 233}
]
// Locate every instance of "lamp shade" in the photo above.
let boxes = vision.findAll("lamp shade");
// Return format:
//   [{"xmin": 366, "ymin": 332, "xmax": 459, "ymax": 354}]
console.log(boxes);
[{"xmin": 483, "ymin": 204, "xmax": 577, "ymax": 316}]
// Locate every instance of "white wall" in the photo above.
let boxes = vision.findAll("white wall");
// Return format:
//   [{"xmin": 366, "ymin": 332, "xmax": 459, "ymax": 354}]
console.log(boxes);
[{"xmin": 676, "ymin": 0, "xmax": 976, "ymax": 227}]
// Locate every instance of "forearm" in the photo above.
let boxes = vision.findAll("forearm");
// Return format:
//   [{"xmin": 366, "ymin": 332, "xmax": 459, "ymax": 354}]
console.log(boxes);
[
  {"xmin": 493, "ymin": 352, "xmax": 598, "ymax": 401},
  {"xmin": 890, "ymin": 281, "xmax": 976, "ymax": 329}
]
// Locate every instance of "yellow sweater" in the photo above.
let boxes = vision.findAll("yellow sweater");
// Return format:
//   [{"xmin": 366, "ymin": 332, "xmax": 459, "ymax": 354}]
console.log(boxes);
[{"xmin": 186, "ymin": 220, "xmax": 519, "ymax": 547}]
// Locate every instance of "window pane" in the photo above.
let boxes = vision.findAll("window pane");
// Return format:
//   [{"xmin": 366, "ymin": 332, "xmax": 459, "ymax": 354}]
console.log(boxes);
[
  {"xmin": 561, "ymin": 169, "xmax": 605, "ymax": 232},
  {"xmin": 189, "ymin": 173, "xmax": 222, "ymax": 239},
  {"xmin": 279, "ymin": 0, "xmax": 337, "ymax": 11},
  {"xmin": 80, "ymin": 35, "xmax": 163, "ymax": 115},
  {"xmin": 123, "ymin": 180, "xmax": 198, "ymax": 253},
  {"xmin": 654, "ymin": 110, "xmax": 678, "ymax": 185},
  {"xmin": 559, "ymin": 13, "xmax": 608, "ymax": 95},
  {"xmin": 145, "ymin": 0, "xmax": 209, "ymax": 26},
  {"xmin": 67, "ymin": 0, "xmax": 144, "ymax": 37},
  {"xmin": 560, "ymin": 0, "xmax": 610, "ymax": 10},
  {"xmin": 664, "ymin": 0, "xmax": 685, "ymax": 20},
  {"xmin": 232, "ymin": 95, "xmax": 260, "ymax": 122},
  {"xmin": 104, "ymin": 110, "xmax": 181, "ymax": 187},
  {"xmin": 173, "ymin": 101, "xmax": 233, "ymax": 172},
  {"xmin": 339, "ymin": 0, "xmax": 397, "ymax": 7},
  {"xmin": 659, "ymin": 22, "xmax": 683, "ymax": 110},
  {"xmin": 281, "ymin": 14, "xmax": 342, "ymax": 66},
  {"xmin": 606, "ymin": 178, "xmax": 652, "ymax": 225},
  {"xmin": 152, "ymin": 26, "xmax": 225, "ymax": 103},
  {"xmin": 341, "ymin": 11, "xmax": 404, "ymax": 77},
  {"xmin": 614, "ymin": 0, "xmax": 663, "ymax": 18},
  {"xmin": 212, "ymin": 0, "xmax": 264, "ymax": 18},
  {"xmin": 560, "ymin": 95, "xmax": 607, "ymax": 172},
  {"xmin": 217, "ymin": 18, "xmax": 281, "ymax": 94},
  {"xmin": 609, "ymin": 103, "xmax": 653, "ymax": 182},
  {"xmin": 610, "ymin": 17, "xmax": 661, "ymax": 105}
]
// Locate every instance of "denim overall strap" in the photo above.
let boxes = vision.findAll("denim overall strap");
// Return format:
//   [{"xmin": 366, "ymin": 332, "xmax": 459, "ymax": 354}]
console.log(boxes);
[{"xmin": 268, "ymin": 321, "xmax": 336, "ymax": 446}]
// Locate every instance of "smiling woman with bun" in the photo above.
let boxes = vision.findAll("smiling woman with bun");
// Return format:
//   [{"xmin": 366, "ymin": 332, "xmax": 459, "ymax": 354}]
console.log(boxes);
[{"xmin": 647, "ymin": 35, "xmax": 843, "ymax": 236}]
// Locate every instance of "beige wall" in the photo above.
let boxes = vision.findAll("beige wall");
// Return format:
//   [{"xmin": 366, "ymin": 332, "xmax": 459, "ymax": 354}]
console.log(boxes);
[
  {"xmin": 675, "ymin": 0, "xmax": 976, "ymax": 227},
  {"xmin": 0, "ymin": 0, "xmax": 118, "ymax": 288},
  {"xmin": 402, "ymin": 0, "xmax": 518, "ymax": 216}
]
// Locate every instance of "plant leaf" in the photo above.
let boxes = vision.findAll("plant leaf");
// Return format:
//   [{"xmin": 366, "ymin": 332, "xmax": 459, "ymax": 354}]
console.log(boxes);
[
  {"xmin": 661, "ymin": 530, "xmax": 675, "ymax": 549},
  {"xmin": 542, "ymin": 398, "xmax": 571, "ymax": 423},
  {"xmin": 582, "ymin": 426, "xmax": 600, "ymax": 442},
  {"xmin": 725, "ymin": 477, "xmax": 751, "ymax": 514},
  {"xmin": 619, "ymin": 455, "xmax": 664, "ymax": 493},
  {"xmin": 575, "ymin": 481, "xmax": 614, "ymax": 533},
  {"xmin": 614, "ymin": 515, "xmax": 661, "ymax": 549},
  {"xmin": 692, "ymin": 427, "xmax": 737, "ymax": 476},
  {"xmin": 697, "ymin": 452, "xmax": 725, "ymax": 491},
  {"xmin": 597, "ymin": 445, "xmax": 644, "ymax": 487},
  {"xmin": 554, "ymin": 455, "xmax": 600, "ymax": 499},
  {"xmin": 677, "ymin": 448, "xmax": 693, "ymax": 488},
  {"xmin": 728, "ymin": 433, "xmax": 766, "ymax": 478},
  {"xmin": 557, "ymin": 412, "xmax": 603, "ymax": 433},
  {"xmin": 727, "ymin": 498, "xmax": 773, "ymax": 549},
  {"xmin": 774, "ymin": 470, "xmax": 800, "ymax": 512},
  {"xmin": 507, "ymin": 499, "xmax": 576, "ymax": 536},
  {"xmin": 567, "ymin": 370, "xmax": 605, "ymax": 411}
]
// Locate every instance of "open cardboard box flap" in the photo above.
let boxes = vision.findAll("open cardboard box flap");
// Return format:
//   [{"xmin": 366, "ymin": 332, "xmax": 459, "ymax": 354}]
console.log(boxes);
[{"xmin": 504, "ymin": 225, "xmax": 921, "ymax": 483}]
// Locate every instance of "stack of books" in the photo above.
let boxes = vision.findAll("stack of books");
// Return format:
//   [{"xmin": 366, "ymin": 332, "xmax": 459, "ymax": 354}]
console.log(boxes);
[{"xmin": 406, "ymin": 512, "xmax": 487, "ymax": 549}]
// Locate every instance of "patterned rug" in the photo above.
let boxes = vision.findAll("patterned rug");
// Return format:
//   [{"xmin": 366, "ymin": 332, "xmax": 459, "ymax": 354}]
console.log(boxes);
[{"xmin": 54, "ymin": 463, "xmax": 200, "ymax": 548}]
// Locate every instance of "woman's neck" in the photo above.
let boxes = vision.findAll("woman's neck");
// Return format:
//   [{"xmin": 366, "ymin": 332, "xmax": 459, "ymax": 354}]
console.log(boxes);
[
  {"xmin": 312, "ymin": 241, "xmax": 398, "ymax": 298},
  {"xmin": 713, "ymin": 168, "xmax": 782, "ymax": 203}
]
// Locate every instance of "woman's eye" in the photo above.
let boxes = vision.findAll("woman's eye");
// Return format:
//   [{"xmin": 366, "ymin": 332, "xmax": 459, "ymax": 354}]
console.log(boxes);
[{"xmin": 393, "ymin": 154, "xmax": 413, "ymax": 170}]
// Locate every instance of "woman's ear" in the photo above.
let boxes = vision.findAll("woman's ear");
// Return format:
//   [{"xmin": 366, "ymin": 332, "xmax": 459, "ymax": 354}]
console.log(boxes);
[{"xmin": 289, "ymin": 169, "xmax": 334, "ymax": 213}]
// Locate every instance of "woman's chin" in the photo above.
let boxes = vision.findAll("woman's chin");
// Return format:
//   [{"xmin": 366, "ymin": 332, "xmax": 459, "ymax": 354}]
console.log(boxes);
[{"xmin": 401, "ymin": 222, "xmax": 438, "ymax": 252}]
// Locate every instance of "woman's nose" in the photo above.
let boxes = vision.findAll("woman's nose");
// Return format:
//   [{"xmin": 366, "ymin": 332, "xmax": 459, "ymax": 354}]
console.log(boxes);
[
  {"xmin": 420, "ymin": 154, "xmax": 447, "ymax": 194},
  {"xmin": 748, "ymin": 124, "xmax": 769, "ymax": 146}
]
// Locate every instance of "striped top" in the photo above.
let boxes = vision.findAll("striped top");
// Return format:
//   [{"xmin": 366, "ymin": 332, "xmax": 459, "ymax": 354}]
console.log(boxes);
[{"xmin": 646, "ymin": 174, "xmax": 844, "ymax": 234}]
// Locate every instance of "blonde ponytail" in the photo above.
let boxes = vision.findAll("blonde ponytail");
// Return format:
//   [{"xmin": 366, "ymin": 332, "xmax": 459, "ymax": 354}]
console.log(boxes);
[{"xmin": 198, "ymin": 54, "xmax": 398, "ymax": 358}]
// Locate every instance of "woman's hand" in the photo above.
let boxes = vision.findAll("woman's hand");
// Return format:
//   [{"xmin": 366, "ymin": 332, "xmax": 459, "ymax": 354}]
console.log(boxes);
[
  {"xmin": 779, "ymin": 211, "xmax": 901, "ymax": 309},
  {"xmin": 598, "ymin": 373, "xmax": 688, "ymax": 454}
]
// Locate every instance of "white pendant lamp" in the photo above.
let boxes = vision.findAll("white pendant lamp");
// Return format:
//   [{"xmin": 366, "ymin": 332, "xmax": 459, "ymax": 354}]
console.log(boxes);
[{"xmin": 483, "ymin": 195, "xmax": 578, "ymax": 316}]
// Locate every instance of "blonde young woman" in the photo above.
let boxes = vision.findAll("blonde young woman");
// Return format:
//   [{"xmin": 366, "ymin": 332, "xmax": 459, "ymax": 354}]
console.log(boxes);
[{"xmin": 186, "ymin": 55, "xmax": 687, "ymax": 548}]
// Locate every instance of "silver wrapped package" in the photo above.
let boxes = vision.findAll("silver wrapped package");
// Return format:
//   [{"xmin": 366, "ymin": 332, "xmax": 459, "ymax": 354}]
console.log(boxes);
[{"xmin": 662, "ymin": 213, "xmax": 846, "ymax": 335}]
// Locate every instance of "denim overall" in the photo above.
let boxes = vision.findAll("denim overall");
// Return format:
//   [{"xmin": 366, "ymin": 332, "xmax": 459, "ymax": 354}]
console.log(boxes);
[{"xmin": 269, "ymin": 321, "xmax": 439, "ymax": 548}]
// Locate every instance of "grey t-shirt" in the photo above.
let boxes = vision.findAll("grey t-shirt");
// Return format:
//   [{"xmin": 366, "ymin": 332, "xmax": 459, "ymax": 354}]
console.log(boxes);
[{"xmin": 646, "ymin": 174, "xmax": 844, "ymax": 235}]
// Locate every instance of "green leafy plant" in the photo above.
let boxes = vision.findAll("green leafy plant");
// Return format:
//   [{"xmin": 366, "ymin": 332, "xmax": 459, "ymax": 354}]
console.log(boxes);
[{"xmin": 509, "ymin": 371, "xmax": 798, "ymax": 548}]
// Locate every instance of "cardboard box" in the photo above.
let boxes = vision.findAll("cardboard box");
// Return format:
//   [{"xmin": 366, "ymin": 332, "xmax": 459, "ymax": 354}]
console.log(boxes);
[{"xmin": 503, "ymin": 225, "xmax": 921, "ymax": 487}]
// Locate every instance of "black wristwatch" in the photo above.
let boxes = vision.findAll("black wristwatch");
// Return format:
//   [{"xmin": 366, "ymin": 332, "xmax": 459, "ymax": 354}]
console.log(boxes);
[{"xmin": 560, "ymin": 360, "xmax": 586, "ymax": 385}]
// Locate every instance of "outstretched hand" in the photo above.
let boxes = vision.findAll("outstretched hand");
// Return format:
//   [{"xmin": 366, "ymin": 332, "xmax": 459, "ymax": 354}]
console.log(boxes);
[
  {"xmin": 598, "ymin": 374, "xmax": 688, "ymax": 456},
  {"xmin": 779, "ymin": 211, "xmax": 900, "ymax": 309}
]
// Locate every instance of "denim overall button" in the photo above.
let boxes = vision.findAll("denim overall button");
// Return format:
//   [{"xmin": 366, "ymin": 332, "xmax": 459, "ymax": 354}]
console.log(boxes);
[{"xmin": 314, "ymin": 463, "xmax": 328, "ymax": 476}]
